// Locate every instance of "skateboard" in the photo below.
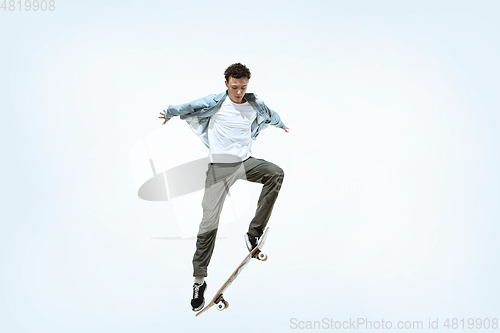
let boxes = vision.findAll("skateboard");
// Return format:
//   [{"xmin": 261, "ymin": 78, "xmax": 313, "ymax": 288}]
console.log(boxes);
[{"xmin": 195, "ymin": 227, "xmax": 270, "ymax": 316}]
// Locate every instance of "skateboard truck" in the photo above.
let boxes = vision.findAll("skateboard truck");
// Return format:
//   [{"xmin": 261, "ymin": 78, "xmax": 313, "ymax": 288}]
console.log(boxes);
[
  {"xmin": 252, "ymin": 249, "xmax": 268, "ymax": 261},
  {"xmin": 214, "ymin": 294, "xmax": 229, "ymax": 311}
]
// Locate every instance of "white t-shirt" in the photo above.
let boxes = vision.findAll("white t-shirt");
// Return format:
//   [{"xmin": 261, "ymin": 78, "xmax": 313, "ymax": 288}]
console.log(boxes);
[{"xmin": 207, "ymin": 97, "xmax": 257, "ymax": 163}]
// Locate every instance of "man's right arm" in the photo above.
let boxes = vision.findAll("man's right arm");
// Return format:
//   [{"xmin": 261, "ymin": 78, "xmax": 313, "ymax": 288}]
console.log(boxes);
[{"xmin": 164, "ymin": 94, "xmax": 217, "ymax": 121}]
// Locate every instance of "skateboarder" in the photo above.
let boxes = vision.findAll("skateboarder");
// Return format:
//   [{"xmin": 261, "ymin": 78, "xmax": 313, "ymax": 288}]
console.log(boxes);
[{"xmin": 158, "ymin": 63, "xmax": 289, "ymax": 311}]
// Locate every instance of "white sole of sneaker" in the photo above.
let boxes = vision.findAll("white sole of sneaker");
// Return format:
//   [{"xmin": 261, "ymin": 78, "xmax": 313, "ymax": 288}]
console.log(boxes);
[
  {"xmin": 244, "ymin": 233, "xmax": 256, "ymax": 252},
  {"xmin": 192, "ymin": 299, "xmax": 205, "ymax": 312}
]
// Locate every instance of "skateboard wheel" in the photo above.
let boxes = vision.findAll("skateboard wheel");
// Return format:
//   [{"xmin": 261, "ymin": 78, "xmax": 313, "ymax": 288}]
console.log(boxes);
[
  {"xmin": 258, "ymin": 252, "xmax": 268, "ymax": 261},
  {"xmin": 223, "ymin": 300, "xmax": 229, "ymax": 309},
  {"xmin": 216, "ymin": 301, "xmax": 225, "ymax": 311}
]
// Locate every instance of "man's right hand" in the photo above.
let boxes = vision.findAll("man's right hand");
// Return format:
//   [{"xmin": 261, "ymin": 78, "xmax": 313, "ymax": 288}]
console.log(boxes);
[{"xmin": 159, "ymin": 110, "xmax": 168, "ymax": 125}]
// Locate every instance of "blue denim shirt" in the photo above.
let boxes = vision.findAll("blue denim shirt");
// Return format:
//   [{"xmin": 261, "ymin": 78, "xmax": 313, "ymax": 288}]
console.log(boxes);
[{"xmin": 165, "ymin": 91, "xmax": 286, "ymax": 148}]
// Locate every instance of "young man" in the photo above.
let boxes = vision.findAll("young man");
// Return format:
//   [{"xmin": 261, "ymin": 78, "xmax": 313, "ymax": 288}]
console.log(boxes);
[{"xmin": 159, "ymin": 63, "xmax": 289, "ymax": 311}]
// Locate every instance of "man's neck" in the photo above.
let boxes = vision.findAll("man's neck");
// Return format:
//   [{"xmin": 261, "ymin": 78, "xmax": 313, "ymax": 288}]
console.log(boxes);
[{"xmin": 229, "ymin": 97, "xmax": 247, "ymax": 104}]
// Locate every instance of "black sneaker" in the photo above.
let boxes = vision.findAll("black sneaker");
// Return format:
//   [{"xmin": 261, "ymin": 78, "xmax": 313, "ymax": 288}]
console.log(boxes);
[
  {"xmin": 244, "ymin": 232, "xmax": 259, "ymax": 252},
  {"xmin": 191, "ymin": 281, "xmax": 207, "ymax": 311},
  {"xmin": 244, "ymin": 232, "xmax": 268, "ymax": 261}
]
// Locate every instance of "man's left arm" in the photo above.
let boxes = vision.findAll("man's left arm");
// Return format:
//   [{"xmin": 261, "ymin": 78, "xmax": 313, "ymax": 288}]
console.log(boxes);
[{"xmin": 261, "ymin": 102, "xmax": 287, "ymax": 130}]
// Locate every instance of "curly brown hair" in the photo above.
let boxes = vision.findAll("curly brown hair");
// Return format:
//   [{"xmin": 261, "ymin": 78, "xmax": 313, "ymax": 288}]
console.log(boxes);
[{"xmin": 224, "ymin": 63, "xmax": 251, "ymax": 82}]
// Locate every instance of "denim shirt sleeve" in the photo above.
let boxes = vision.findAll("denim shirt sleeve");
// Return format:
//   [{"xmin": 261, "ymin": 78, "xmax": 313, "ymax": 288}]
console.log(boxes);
[
  {"xmin": 260, "ymin": 101, "xmax": 286, "ymax": 129},
  {"xmin": 165, "ymin": 94, "xmax": 216, "ymax": 121}
]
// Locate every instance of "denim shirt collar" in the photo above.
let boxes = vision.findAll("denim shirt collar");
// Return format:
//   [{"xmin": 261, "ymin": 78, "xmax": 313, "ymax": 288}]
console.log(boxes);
[{"xmin": 213, "ymin": 90, "xmax": 258, "ymax": 103}]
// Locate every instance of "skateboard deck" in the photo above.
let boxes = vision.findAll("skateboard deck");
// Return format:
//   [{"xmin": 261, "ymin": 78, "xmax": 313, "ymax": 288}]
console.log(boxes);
[{"xmin": 195, "ymin": 227, "xmax": 270, "ymax": 316}]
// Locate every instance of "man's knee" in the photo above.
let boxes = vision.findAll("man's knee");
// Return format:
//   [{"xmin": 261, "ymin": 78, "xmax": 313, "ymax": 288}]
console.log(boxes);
[
  {"xmin": 266, "ymin": 163, "xmax": 284, "ymax": 176},
  {"xmin": 277, "ymin": 166, "xmax": 284, "ymax": 178},
  {"xmin": 271, "ymin": 165, "xmax": 284, "ymax": 179},
  {"xmin": 265, "ymin": 165, "xmax": 284, "ymax": 187}
]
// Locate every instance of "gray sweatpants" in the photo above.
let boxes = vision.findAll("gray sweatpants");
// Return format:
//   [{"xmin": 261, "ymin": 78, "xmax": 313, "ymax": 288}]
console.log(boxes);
[{"xmin": 192, "ymin": 156, "xmax": 284, "ymax": 277}]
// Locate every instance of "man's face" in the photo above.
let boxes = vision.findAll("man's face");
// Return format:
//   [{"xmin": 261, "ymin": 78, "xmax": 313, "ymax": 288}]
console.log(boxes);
[{"xmin": 225, "ymin": 76, "xmax": 249, "ymax": 104}]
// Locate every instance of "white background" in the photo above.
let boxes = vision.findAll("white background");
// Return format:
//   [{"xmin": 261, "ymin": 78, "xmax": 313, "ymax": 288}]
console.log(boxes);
[{"xmin": 1, "ymin": 0, "xmax": 499, "ymax": 332}]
